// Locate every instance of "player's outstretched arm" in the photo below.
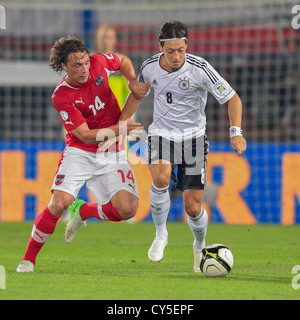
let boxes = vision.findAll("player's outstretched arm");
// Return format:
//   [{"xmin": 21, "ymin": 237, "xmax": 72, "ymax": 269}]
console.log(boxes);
[
  {"xmin": 115, "ymin": 53, "xmax": 150, "ymax": 100},
  {"xmin": 119, "ymin": 92, "xmax": 141, "ymax": 121},
  {"xmin": 227, "ymin": 93, "xmax": 247, "ymax": 156},
  {"xmin": 71, "ymin": 120, "xmax": 143, "ymax": 145}
]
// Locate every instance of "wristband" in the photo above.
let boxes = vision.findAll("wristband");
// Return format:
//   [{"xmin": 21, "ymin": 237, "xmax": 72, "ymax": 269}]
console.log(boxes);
[{"xmin": 230, "ymin": 126, "xmax": 243, "ymax": 139}]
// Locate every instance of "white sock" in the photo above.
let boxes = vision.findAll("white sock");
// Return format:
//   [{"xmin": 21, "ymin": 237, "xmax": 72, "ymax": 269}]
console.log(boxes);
[
  {"xmin": 150, "ymin": 183, "xmax": 170, "ymax": 239},
  {"xmin": 188, "ymin": 207, "xmax": 208, "ymax": 251}
]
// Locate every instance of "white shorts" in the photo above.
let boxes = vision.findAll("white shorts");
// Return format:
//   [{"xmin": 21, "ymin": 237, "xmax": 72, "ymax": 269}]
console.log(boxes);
[{"xmin": 51, "ymin": 147, "xmax": 138, "ymax": 204}]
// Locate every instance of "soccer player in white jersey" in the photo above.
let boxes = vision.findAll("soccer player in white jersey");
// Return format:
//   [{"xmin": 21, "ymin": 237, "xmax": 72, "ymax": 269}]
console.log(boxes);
[{"xmin": 120, "ymin": 21, "xmax": 247, "ymax": 272}]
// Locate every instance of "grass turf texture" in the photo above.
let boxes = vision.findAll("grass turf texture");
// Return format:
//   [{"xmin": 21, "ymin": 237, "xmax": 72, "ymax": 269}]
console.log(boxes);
[{"xmin": 0, "ymin": 221, "xmax": 299, "ymax": 300}]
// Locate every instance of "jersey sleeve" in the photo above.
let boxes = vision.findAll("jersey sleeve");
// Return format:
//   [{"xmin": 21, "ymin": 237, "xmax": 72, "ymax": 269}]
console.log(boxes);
[
  {"xmin": 137, "ymin": 66, "xmax": 145, "ymax": 83},
  {"xmin": 137, "ymin": 61, "xmax": 150, "ymax": 84},
  {"xmin": 199, "ymin": 59, "xmax": 236, "ymax": 104},
  {"xmin": 91, "ymin": 53, "xmax": 120, "ymax": 74},
  {"xmin": 52, "ymin": 94, "xmax": 86, "ymax": 132},
  {"xmin": 137, "ymin": 64, "xmax": 152, "ymax": 96}
]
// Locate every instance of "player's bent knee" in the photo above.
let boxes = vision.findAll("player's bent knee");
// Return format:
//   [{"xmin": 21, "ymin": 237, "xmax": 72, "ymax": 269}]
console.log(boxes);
[
  {"xmin": 49, "ymin": 190, "xmax": 74, "ymax": 217},
  {"xmin": 48, "ymin": 199, "xmax": 71, "ymax": 217},
  {"xmin": 118, "ymin": 197, "xmax": 139, "ymax": 220}
]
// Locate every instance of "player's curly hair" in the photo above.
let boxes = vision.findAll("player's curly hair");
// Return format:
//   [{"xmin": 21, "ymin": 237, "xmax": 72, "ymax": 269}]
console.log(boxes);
[
  {"xmin": 158, "ymin": 21, "xmax": 188, "ymax": 46},
  {"xmin": 49, "ymin": 36, "xmax": 89, "ymax": 73}
]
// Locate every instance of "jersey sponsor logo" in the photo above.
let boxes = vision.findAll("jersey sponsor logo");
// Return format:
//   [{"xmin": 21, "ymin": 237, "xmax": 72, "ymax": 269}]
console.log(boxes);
[
  {"xmin": 217, "ymin": 83, "xmax": 226, "ymax": 93},
  {"xmin": 152, "ymin": 79, "xmax": 158, "ymax": 85},
  {"xmin": 55, "ymin": 174, "xmax": 65, "ymax": 185},
  {"xmin": 75, "ymin": 97, "xmax": 85, "ymax": 104},
  {"xmin": 60, "ymin": 111, "xmax": 69, "ymax": 121},
  {"xmin": 179, "ymin": 77, "xmax": 190, "ymax": 91},
  {"xmin": 65, "ymin": 119, "xmax": 74, "ymax": 125}
]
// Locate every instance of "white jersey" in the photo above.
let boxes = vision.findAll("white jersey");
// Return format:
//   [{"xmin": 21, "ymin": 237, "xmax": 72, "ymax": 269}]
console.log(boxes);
[{"xmin": 138, "ymin": 52, "xmax": 236, "ymax": 141}]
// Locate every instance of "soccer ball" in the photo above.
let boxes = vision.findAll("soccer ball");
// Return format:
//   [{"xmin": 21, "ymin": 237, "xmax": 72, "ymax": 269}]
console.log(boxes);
[{"xmin": 199, "ymin": 244, "xmax": 234, "ymax": 277}]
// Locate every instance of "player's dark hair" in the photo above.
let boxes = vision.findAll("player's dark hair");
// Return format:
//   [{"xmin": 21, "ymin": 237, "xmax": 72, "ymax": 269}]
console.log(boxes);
[
  {"xmin": 158, "ymin": 21, "xmax": 188, "ymax": 47},
  {"xmin": 49, "ymin": 36, "xmax": 89, "ymax": 73}
]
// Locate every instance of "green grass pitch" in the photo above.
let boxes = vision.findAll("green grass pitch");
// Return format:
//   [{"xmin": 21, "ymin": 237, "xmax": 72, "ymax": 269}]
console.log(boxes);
[{"xmin": 0, "ymin": 221, "xmax": 299, "ymax": 300}]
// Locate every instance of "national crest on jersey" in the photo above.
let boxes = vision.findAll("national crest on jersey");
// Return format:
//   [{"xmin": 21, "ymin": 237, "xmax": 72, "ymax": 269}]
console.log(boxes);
[
  {"xmin": 179, "ymin": 77, "xmax": 190, "ymax": 91},
  {"xmin": 94, "ymin": 74, "xmax": 105, "ymax": 86},
  {"xmin": 138, "ymin": 52, "xmax": 236, "ymax": 141}
]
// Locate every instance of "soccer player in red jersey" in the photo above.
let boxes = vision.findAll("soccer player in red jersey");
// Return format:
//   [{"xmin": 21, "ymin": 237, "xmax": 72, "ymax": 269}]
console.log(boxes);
[{"xmin": 17, "ymin": 36, "xmax": 149, "ymax": 272}]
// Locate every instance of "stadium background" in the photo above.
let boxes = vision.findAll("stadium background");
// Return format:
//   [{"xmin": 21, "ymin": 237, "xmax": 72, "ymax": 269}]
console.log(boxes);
[{"xmin": 0, "ymin": 0, "xmax": 299, "ymax": 224}]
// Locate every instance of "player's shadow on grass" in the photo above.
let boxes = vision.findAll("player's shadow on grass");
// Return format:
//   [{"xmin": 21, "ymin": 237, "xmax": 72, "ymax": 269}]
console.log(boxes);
[
  {"xmin": 165, "ymin": 273, "xmax": 292, "ymax": 284},
  {"xmin": 225, "ymin": 274, "xmax": 291, "ymax": 284}
]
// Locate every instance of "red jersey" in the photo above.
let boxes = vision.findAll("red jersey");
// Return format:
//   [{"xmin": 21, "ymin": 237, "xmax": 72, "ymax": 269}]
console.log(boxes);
[{"xmin": 52, "ymin": 53, "xmax": 122, "ymax": 152}]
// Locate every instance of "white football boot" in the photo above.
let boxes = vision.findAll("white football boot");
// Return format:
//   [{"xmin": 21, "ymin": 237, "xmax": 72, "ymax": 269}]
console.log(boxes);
[
  {"xmin": 16, "ymin": 260, "xmax": 34, "ymax": 273},
  {"xmin": 193, "ymin": 249, "xmax": 202, "ymax": 273},
  {"xmin": 65, "ymin": 199, "xmax": 86, "ymax": 243},
  {"xmin": 148, "ymin": 237, "xmax": 168, "ymax": 262}
]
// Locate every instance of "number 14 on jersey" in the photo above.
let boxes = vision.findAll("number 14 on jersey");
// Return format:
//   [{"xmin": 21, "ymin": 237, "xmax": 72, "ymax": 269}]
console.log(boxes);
[{"xmin": 89, "ymin": 96, "xmax": 105, "ymax": 115}]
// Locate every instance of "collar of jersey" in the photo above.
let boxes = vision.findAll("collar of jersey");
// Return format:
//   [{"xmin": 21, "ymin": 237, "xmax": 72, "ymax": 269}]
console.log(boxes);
[
  {"xmin": 159, "ymin": 53, "xmax": 187, "ymax": 74},
  {"xmin": 62, "ymin": 74, "xmax": 91, "ymax": 89}
]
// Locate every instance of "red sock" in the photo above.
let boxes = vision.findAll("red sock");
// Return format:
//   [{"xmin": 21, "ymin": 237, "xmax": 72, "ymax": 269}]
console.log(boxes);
[
  {"xmin": 80, "ymin": 202, "xmax": 123, "ymax": 222},
  {"xmin": 23, "ymin": 207, "xmax": 59, "ymax": 264},
  {"xmin": 79, "ymin": 203, "xmax": 100, "ymax": 220},
  {"xmin": 101, "ymin": 202, "xmax": 123, "ymax": 222}
]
